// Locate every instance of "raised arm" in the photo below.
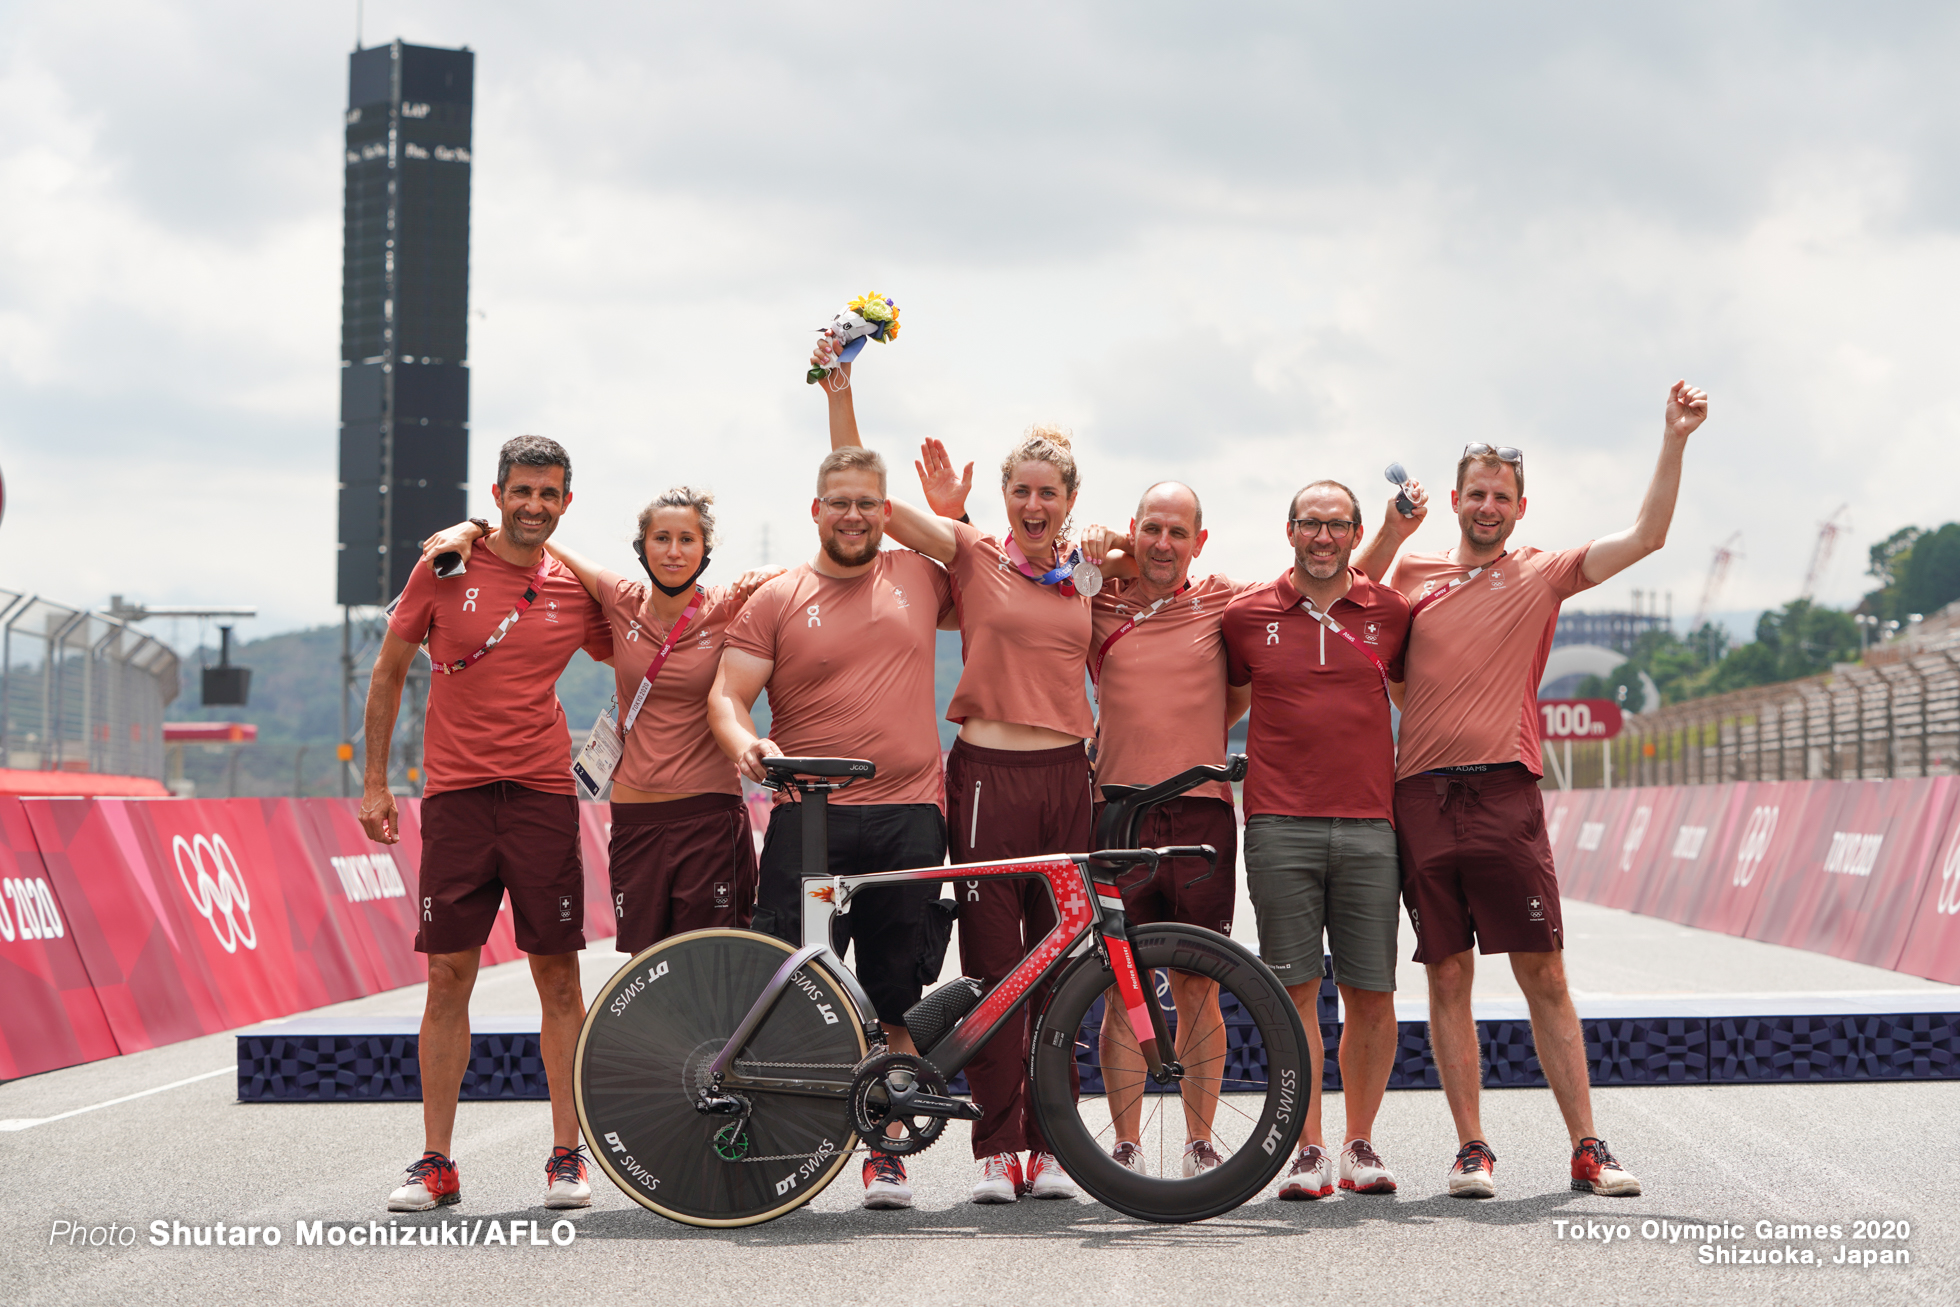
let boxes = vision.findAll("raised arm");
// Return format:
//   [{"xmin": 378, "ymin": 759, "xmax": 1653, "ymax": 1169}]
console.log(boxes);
[
  {"xmin": 708, "ymin": 647, "xmax": 783, "ymax": 784},
  {"xmin": 1354, "ymin": 479, "xmax": 1429, "ymax": 582},
  {"xmin": 542, "ymin": 538, "xmax": 605, "ymax": 602},
  {"xmin": 811, "ymin": 346, "xmax": 960, "ymax": 564},
  {"xmin": 1580, "ymin": 380, "xmax": 1709, "ymax": 584}
]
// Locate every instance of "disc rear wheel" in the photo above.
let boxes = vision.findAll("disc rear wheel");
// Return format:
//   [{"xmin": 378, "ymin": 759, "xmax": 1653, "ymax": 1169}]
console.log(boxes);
[{"xmin": 574, "ymin": 929, "xmax": 869, "ymax": 1227}]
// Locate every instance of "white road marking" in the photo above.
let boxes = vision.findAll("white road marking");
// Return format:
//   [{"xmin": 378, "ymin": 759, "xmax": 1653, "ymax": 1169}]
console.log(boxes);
[{"xmin": 0, "ymin": 1066, "xmax": 232, "ymax": 1132}]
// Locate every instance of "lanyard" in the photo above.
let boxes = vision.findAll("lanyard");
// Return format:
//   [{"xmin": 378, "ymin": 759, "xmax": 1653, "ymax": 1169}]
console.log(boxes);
[
  {"xmin": 1296, "ymin": 595, "xmax": 1393, "ymax": 700},
  {"xmin": 1004, "ymin": 536, "xmax": 1083, "ymax": 597},
  {"xmin": 620, "ymin": 587, "xmax": 703, "ymax": 733},
  {"xmin": 429, "ymin": 556, "xmax": 552, "ymax": 675},
  {"xmin": 1409, "ymin": 551, "xmax": 1508, "ymax": 620},
  {"xmin": 1089, "ymin": 582, "xmax": 1189, "ymax": 686}
]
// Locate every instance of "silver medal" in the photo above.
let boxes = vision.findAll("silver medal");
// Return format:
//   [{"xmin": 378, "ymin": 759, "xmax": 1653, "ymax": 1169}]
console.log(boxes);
[{"xmin": 1071, "ymin": 559, "xmax": 1104, "ymax": 597}]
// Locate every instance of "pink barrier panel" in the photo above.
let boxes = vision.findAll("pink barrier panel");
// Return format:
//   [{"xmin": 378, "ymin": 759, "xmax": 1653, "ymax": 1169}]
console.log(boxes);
[
  {"xmin": 577, "ymin": 801, "xmax": 616, "ymax": 943},
  {"xmin": 1579, "ymin": 788, "xmax": 1676, "ymax": 911},
  {"xmin": 1894, "ymin": 793, "xmax": 1960, "ymax": 983},
  {"xmin": 1745, "ymin": 781, "xmax": 1876, "ymax": 955},
  {"xmin": 1552, "ymin": 787, "xmax": 1633, "ymax": 902},
  {"xmin": 283, "ymin": 798, "xmax": 428, "ymax": 993},
  {"xmin": 1641, "ymin": 783, "xmax": 1750, "ymax": 928},
  {"xmin": 24, "ymin": 798, "xmax": 354, "ymax": 1052},
  {"xmin": 1603, "ymin": 786, "xmax": 1689, "ymax": 913},
  {"xmin": 1630, "ymin": 783, "xmax": 1736, "ymax": 921},
  {"xmin": 0, "ymin": 798, "xmax": 122, "ymax": 1078},
  {"xmin": 1830, "ymin": 778, "xmax": 1960, "ymax": 969},
  {"xmin": 1542, "ymin": 789, "xmax": 1600, "ymax": 880},
  {"xmin": 1682, "ymin": 781, "xmax": 1818, "ymax": 938}
]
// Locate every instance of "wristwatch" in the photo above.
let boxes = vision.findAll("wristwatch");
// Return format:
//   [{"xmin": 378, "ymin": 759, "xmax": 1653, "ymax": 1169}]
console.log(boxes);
[{"xmin": 470, "ymin": 517, "xmax": 492, "ymax": 538}]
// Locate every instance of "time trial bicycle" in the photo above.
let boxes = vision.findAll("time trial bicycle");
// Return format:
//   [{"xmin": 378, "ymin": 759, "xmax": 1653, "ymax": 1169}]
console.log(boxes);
[{"xmin": 572, "ymin": 753, "xmax": 1308, "ymax": 1226}]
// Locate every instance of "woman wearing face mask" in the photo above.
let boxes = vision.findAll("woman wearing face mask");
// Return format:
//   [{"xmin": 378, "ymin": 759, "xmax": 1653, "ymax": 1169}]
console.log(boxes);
[
  {"xmin": 809, "ymin": 338, "xmax": 1106, "ymax": 1206},
  {"xmin": 420, "ymin": 489, "xmax": 780, "ymax": 955}
]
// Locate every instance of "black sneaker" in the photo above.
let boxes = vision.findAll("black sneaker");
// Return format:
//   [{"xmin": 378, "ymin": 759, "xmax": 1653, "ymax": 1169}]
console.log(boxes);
[{"xmin": 1447, "ymin": 1140, "xmax": 1497, "ymax": 1199}]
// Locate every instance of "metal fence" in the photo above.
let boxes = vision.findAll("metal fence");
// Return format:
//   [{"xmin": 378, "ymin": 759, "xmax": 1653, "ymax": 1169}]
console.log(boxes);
[
  {"xmin": 1549, "ymin": 644, "xmax": 1960, "ymax": 789},
  {"xmin": 0, "ymin": 590, "xmax": 181, "ymax": 779}
]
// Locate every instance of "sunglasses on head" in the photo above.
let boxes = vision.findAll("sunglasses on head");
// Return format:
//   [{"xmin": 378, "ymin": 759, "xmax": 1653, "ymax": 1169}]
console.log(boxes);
[{"xmin": 1462, "ymin": 443, "xmax": 1523, "ymax": 466}]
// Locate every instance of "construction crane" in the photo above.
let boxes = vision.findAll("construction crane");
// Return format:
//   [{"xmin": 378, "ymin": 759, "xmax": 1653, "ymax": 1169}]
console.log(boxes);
[
  {"xmin": 1799, "ymin": 504, "xmax": 1851, "ymax": 602},
  {"xmin": 1691, "ymin": 532, "xmax": 1743, "ymax": 632}
]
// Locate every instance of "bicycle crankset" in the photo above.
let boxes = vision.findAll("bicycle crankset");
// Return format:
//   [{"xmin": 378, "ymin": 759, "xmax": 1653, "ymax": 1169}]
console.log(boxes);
[{"xmin": 848, "ymin": 1051, "xmax": 981, "ymax": 1156}]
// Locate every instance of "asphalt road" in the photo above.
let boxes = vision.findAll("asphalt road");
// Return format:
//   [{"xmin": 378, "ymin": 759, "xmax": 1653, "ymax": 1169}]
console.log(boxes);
[{"xmin": 4, "ymin": 899, "xmax": 1956, "ymax": 1306}]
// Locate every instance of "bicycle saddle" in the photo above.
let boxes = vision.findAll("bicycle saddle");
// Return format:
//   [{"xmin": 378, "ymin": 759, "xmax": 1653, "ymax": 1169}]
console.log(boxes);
[
  {"xmin": 1094, "ymin": 755, "xmax": 1249, "ymax": 851},
  {"xmin": 760, "ymin": 756, "xmax": 876, "ymax": 782}
]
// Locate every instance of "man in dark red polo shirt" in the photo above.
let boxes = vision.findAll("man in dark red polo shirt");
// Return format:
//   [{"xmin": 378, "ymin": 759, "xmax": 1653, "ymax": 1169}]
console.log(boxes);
[
  {"xmin": 360, "ymin": 435, "xmax": 614, "ymax": 1214},
  {"xmin": 1223, "ymin": 478, "xmax": 1415, "ymax": 1201}
]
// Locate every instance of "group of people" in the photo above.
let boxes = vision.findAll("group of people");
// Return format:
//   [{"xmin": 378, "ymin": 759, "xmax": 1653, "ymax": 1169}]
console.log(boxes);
[{"xmin": 357, "ymin": 334, "xmax": 1709, "ymax": 1216}]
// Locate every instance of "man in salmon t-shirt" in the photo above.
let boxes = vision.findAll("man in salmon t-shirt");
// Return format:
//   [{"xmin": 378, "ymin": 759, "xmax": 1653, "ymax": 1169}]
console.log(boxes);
[
  {"xmin": 1358, "ymin": 380, "xmax": 1709, "ymax": 1202},
  {"xmin": 361, "ymin": 435, "xmax": 615, "ymax": 1215},
  {"xmin": 708, "ymin": 445, "xmax": 956, "ymax": 1213},
  {"xmin": 1079, "ymin": 481, "xmax": 1250, "ymax": 1179}
]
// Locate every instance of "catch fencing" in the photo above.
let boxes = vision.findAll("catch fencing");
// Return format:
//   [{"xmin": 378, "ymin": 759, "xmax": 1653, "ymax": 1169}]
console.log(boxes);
[{"xmin": 0, "ymin": 590, "xmax": 180, "ymax": 780}]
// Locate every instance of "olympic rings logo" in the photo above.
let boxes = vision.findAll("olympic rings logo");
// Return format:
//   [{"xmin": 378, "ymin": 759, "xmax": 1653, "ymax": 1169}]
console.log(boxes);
[
  {"xmin": 173, "ymin": 833, "xmax": 257, "ymax": 953},
  {"xmin": 1732, "ymin": 806, "xmax": 1779, "ymax": 888},
  {"xmin": 1937, "ymin": 837, "xmax": 1960, "ymax": 917}
]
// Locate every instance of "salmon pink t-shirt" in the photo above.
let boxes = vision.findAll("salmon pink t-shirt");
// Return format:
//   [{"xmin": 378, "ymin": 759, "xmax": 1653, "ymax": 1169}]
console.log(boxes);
[
  {"xmin": 1090, "ymin": 574, "xmax": 1250, "ymax": 804},
  {"xmin": 723, "ymin": 551, "xmax": 955, "ymax": 808},
  {"xmin": 1387, "ymin": 543, "xmax": 1596, "ymax": 779},
  {"xmin": 596, "ymin": 570, "xmax": 742, "ymax": 797},
  {"xmin": 1223, "ymin": 569, "xmax": 1410, "ymax": 821},
  {"xmin": 945, "ymin": 520, "xmax": 1095, "ymax": 740},
  {"xmin": 387, "ymin": 539, "xmax": 614, "ymax": 796}
]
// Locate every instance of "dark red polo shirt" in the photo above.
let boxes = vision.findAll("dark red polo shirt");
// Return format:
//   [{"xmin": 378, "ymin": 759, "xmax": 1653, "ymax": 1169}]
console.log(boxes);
[{"xmin": 1222, "ymin": 568, "xmax": 1411, "ymax": 821}]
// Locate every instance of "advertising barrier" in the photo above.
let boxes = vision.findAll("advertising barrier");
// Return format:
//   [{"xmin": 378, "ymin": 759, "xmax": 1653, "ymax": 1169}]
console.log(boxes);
[{"xmin": 4, "ymin": 782, "xmax": 1956, "ymax": 1085}]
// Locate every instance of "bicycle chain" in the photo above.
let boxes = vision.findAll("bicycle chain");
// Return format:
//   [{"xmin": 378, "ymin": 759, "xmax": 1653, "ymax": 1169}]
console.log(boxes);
[{"xmin": 732, "ymin": 1059, "xmax": 858, "ymax": 1071}]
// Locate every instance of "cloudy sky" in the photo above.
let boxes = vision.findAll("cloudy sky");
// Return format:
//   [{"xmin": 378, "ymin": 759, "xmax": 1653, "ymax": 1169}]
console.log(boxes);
[{"xmin": 4, "ymin": 2, "xmax": 1958, "ymax": 638}]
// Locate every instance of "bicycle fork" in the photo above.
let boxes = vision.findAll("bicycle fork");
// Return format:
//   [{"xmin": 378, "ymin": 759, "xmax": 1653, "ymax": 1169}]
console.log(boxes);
[{"xmin": 1088, "ymin": 876, "xmax": 1182, "ymax": 1086}]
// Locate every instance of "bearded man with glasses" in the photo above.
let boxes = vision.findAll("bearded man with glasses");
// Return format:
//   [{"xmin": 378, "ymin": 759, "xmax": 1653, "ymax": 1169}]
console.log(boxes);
[
  {"xmin": 708, "ymin": 446, "xmax": 959, "ymax": 1211},
  {"xmin": 1221, "ymin": 479, "xmax": 1420, "ymax": 1201},
  {"xmin": 1356, "ymin": 380, "xmax": 1710, "ymax": 1202}
]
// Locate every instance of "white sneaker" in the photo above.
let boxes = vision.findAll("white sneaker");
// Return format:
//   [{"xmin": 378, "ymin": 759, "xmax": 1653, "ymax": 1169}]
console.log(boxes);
[
  {"xmin": 543, "ymin": 1145, "xmax": 593, "ymax": 1209},
  {"xmin": 1277, "ymin": 1145, "xmax": 1334, "ymax": 1200},
  {"xmin": 1182, "ymin": 1139, "xmax": 1223, "ymax": 1177},
  {"xmin": 1339, "ymin": 1138, "xmax": 1398, "ymax": 1194},
  {"xmin": 1111, "ymin": 1141, "xmax": 1148, "ymax": 1175},
  {"xmin": 1025, "ymin": 1152, "xmax": 1080, "ymax": 1200},
  {"xmin": 970, "ymin": 1152, "xmax": 1023, "ymax": 1204},
  {"xmin": 862, "ymin": 1152, "xmax": 914, "ymax": 1209},
  {"xmin": 1447, "ymin": 1140, "xmax": 1497, "ymax": 1199}
]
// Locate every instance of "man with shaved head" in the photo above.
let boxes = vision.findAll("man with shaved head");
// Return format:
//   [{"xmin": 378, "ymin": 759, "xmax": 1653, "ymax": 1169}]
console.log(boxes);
[{"xmin": 1079, "ymin": 482, "xmax": 1251, "ymax": 1180}]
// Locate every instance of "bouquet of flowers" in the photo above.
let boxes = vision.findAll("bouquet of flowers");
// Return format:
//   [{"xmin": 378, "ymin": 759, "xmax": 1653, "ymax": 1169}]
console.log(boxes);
[{"xmin": 806, "ymin": 292, "xmax": 901, "ymax": 384}]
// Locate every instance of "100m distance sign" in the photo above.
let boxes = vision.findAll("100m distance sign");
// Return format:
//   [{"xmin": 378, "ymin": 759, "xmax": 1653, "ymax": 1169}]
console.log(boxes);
[{"xmin": 1537, "ymin": 698, "xmax": 1624, "ymax": 740}]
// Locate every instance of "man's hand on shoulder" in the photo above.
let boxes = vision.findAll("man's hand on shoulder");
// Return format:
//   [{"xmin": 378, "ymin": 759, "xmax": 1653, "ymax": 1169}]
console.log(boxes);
[
  {"xmin": 731, "ymin": 566, "xmax": 787, "ymax": 604},
  {"xmin": 1665, "ymin": 380, "xmax": 1709, "ymax": 442}
]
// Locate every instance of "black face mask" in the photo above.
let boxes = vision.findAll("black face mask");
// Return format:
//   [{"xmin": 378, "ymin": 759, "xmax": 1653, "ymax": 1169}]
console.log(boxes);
[{"xmin": 634, "ymin": 539, "xmax": 711, "ymax": 597}]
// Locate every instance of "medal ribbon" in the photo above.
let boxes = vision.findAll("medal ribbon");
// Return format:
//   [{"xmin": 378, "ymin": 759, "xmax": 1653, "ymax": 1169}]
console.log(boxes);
[
  {"xmin": 1003, "ymin": 536, "xmax": 1082, "ymax": 597},
  {"xmin": 621, "ymin": 586, "xmax": 703, "ymax": 733},
  {"xmin": 429, "ymin": 556, "xmax": 552, "ymax": 675}
]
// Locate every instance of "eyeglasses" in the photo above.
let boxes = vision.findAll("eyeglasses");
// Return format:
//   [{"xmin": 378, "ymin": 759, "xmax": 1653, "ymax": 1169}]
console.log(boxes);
[
  {"xmin": 820, "ymin": 497, "xmax": 887, "ymax": 516},
  {"xmin": 1462, "ymin": 443, "xmax": 1524, "ymax": 470},
  {"xmin": 1289, "ymin": 518, "xmax": 1357, "ymax": 539}
]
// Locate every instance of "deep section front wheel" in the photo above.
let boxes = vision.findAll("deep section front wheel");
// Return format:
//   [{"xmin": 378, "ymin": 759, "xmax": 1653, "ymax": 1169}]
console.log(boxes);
[
  {"xmin": 1029, "ymin": 923, "xmax": 1310, "ymax": 1223},
  {"xmin": 574, "ymin": 929, "xmax": 869, "ymax": 1227}
]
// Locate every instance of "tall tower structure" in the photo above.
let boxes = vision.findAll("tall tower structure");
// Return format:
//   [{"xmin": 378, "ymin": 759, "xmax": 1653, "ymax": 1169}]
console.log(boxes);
[{"xmin": 337, "ymin": 40, "xmax": 474, "ymax": 607}]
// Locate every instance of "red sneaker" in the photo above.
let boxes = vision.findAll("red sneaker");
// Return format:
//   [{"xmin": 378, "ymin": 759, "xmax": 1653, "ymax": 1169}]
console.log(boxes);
[
  {"xmin": 545, "ymin": 1144, "xmax": 593, "ymax": 1209},
  {"xmin": 387, "ymin": 1151, "xmax": 460, "ymax": 1211},
  {"xmin": 1571, "ymin": 1137, "xmax": 1641, "ymax": 1196}
]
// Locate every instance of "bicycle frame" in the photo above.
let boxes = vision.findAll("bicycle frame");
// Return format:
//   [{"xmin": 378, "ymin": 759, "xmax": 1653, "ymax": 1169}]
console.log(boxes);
[{"xmin": 703, "ymin": 755, "xmax": 1241, "ymax": 1113}]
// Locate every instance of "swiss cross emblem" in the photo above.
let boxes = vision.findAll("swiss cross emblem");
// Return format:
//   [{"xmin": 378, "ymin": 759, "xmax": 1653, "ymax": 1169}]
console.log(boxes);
[{"xmin": 1364, "ymin": 621, "xmax": 1380, "ymax": 643}]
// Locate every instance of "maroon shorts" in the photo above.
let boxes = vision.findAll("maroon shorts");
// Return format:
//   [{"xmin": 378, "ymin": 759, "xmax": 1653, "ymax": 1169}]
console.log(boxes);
[
  {"xmin": 608, "ymin": 793, "xmax": 759, "ymax": 955},
  {"xmin": 1392, "ymin": 764, "xmax": 1562, "ymax": 962},
  {"xmin": 416, "ymin": 781, "xmax": 585, "ymax": 956},
  {"xmin": 946, "ymin": 738, "xmax": 1092, "ymax": 1158},
  {"xmin": 1093, "ymin": 796, "xmax": 1238, "ymax": 937}
]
